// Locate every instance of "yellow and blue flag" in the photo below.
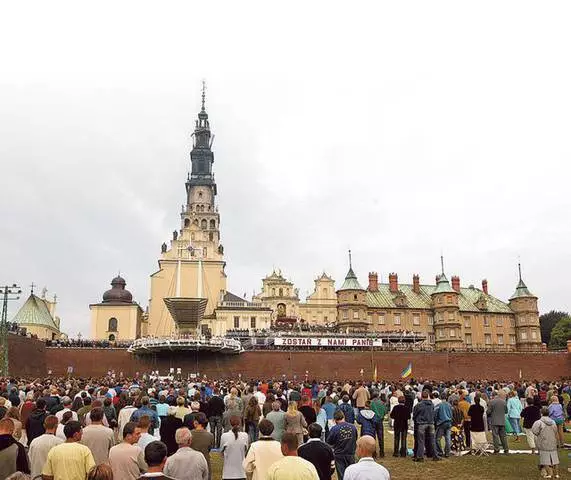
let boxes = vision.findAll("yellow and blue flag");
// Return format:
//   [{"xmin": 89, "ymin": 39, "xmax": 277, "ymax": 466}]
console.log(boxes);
[{"xmin": 401, "ymin": 362, "xmax": 412, "ymax": 379}]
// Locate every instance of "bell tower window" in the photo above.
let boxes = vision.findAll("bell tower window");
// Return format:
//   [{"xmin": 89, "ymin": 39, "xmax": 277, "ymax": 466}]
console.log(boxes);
[
  {"xmin": 201, "ymin": 219, "xmax": 207, "ymax": 229},
  {"xmin": 108, "ymin": 317, "xmax": 118, "ymax": 332}
]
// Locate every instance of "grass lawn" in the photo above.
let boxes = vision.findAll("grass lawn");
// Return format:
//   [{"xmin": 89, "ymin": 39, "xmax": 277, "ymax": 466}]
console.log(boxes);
[{"xmin": 209, "ymin": 427, "xmax": 571, "ymax": 480}]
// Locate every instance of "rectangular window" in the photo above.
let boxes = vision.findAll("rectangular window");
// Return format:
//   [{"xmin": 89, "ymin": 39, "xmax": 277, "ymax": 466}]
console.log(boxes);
[
  {"xmin": 413, "ymin": 314, "xmax": 420, "ymax": 326},
  {"xmin": 324, "ymin": 316, "xmax": 328, "ymax": 322},
  {"xmin": 379, "ymin": 314, "xmax": 385, "ymax": 325},
  {"xmin": 437, "ymin": 313, "xmax": 443, "ymax": 323},
  {"xmin": 485, "ymin": 334, "xmax": 492, "ymax": 345},
  {"xmin": 429, "ymin": 334, "xmax": 435, "ymax": 344},
  {"xmin": 343, "ymin": 310, "xmax": 348, "ymax": 320},
  {"xmin": 483, "ymin": 316, "xmax": 490, "ymax": 327},
  {"xmin": 510, "ymin": 335, "xmax": 516, "ymax": 345},
  {"xmin": 353, "ymin": 311, "xmax": 359, "ymax": 319},
  {"xmin": 446, "ymin": 295, "xmax": 452, "ymax": 304},
  {"xmin": 233, "ymin": 316, "xmax": 240, "ymax": 329},
  {"xmin": 427, "ymin": 316, "xmax": 434, "ymax": 326},
  {"xmin": 450, "ymin": 329, "xmax": 456, "ymax": 337},
  {"xmin": 393, "ymin": 315, "xmax": 401, "ymax": 326},
  {"xmin": 531, "ymin": 330, "xmax": 537, "ymax": 339},
  {"xmin": 438, "ymin": 329, "xmax": 444, "ymax": 338},
  {"xmin": 448, "ymin": 313, "xmax": 455, "ymax": 322},
  {"xmin": 521, "ymin": 331, "xmax": 528, "ymax": 340},
  {"xmin": 464, "ymin": 316, "xmax": 471, "ymax": 328},
  {"xmin": 250, "ymin": 317, "xmax": 256, "ymax": 329},
  {"xmin": 496, "ymin": 317, "xmax": 503, "ymax": 327},
  {"xmin": 510, "ymin": 317, "xmax": 515, "ymax": 327},
  {"xmin": 497, "ymin": 334, "xmax": 504, "ymax": 344},
  {"xmin": 465, "ymin": 334, "xmax": 472, "ymax": 344}
]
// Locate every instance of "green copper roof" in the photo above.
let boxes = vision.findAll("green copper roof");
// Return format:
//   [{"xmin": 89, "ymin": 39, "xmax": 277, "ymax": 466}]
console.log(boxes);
[
  {"xmin": 366, "ymin": 282, "xmax": 513, "ymax": 313},
  {"xmin": 509, "ymin": 279, "xmax": 535, "ymax": 300},
  {"xmin": 339, "ymin": 267, "xmax": 364, "ymax": 291},
  {"xmin": 431, "ymin": 274, "xmax": 457, "ymax": 295},
  {"xmin": 12, "ymin": 294, "xmax": 59, "ymax": 330}
]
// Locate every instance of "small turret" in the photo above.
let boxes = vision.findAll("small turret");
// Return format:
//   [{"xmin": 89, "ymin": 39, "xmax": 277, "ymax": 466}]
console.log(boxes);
[
  {"xmin": 508, "ymin": 263, "xmax": 541, "ymax": 351},
  {"xmin": 431, "ymin": 257, "xmax": 462, "ymax": 351},
  {"xmin": 336, "ymin": 250, "xmax": 368, "ymax": 333}
]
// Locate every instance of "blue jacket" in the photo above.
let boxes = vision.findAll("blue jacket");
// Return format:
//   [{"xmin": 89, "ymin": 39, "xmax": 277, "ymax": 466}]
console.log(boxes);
[
  {"xmin": 130, "ymin": 405, "xmax": 159, "ymax": 429},
  {"xmin": 435, "ymin": 401, "xmax": 452, "ymax": 426},
  {"xmin": 326, "ymin": 421, "xmax": 357, "ymax": 456},
  {"xmin": 357, "ymin": 409, "xmax": 379, "ymax": 437},
  {"xmin": 322, "ymin": 402, "xmax": 337, "ymax": 420},
  {"xmin": 337, "ymin": 402, "xmax": 355, "ymax": 424},
  {"xmin": 413, "ymin": 399, "xmax": 435, "ymax": 425}
]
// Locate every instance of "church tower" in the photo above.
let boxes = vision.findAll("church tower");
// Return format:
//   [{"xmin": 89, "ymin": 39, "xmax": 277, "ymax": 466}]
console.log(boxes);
[{"xmin": 148, "ymin": 85, "xmax": 227, "ymax": 337}]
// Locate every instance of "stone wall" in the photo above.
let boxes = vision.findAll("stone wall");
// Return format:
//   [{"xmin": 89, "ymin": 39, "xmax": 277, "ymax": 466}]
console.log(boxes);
[
  {"xmin": 41, "ymin": 348, "xmax": 570, "ymax": 381},
  {"xmin": 8, "ymin": 334, "xmax": 46, "ymax": 377}
]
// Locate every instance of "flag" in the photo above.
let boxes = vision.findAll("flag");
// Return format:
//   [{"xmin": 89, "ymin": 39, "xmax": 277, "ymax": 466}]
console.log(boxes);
[
  {"xmin": 401, "ymin": 362, "xmax": 412, "ymax": 379},
  {"xmin": 373, "ymin": 364, "xmax": 378, "ymax": 382}
]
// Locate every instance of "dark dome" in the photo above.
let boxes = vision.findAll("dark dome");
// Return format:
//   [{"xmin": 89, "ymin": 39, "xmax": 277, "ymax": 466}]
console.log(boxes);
[{"xmin": 102, "ymin": 275, "xmax": 133, "ymax": 303}]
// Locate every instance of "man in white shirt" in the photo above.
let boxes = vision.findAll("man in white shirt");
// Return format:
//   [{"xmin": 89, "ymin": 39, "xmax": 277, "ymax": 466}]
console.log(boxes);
[
  {"xmin": 164, "ymin": 427, "xmax": 208, "ymax": 480},
  {"xmin": 28, "ymin": 415, "xmax": 63, "ymax": 478},
  {"xmin": 55, "ymin": 396, "xmax": 78, "ymax": 422},
  {"xmin": 344, "ymin": 435, "xmax": 390, "ymax": 480}
]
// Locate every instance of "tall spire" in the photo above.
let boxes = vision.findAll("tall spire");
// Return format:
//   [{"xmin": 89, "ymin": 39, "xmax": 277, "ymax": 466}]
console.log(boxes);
[
  {"xmin": 510, "ymin": 261, "xmax": 535, "ymax": 299},
  {"xmin": 348, "ymin": 249, "xmax": 352, "ymax": 269},
  {"xmin": 188, "ymin": 83, "xmax": 215, "ymax": 190},
  {"xmin": 201, "ymin": 79, "xmax": 206, "ymax": 112},
  {"xmin": 440, "ymin": 254, "xmax": 445, "ymax": 275}
]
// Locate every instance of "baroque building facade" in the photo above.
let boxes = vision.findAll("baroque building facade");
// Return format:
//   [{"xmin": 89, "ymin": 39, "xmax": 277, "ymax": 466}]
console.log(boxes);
[{"xmin": 89, "ymin": 91, "xmax": 542, "ymax": 352}]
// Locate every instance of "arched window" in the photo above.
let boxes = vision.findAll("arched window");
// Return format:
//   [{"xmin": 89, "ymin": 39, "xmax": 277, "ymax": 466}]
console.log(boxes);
[
  {"xmin": 108, "ymin": 317, "xmax": 118, "ymax": 332},
  {"xmin": 201, "ymin": 219, "xmax": 207, "ymax": 229},
  {"xmin": 184, "ymin": 218, "xmax": 190, "ymax": 227},
  {"xmin": 210, "ymin": 219, "xmax": 216, "ymax": 229},
  {"xmin": 272, "ymin": 288, "xmax": 276, "ymax": 296},
  {"xmin": 203, "ymin": 247, "xmax": 207, "ymax": 257},
  {"xmin": 209, "ymin": 232, "xmax": 214, "ymax": 241},
  {"xmin": 108, "ymin": 334, "xmax": 116, "ymax": 342},
  {"xmin": 198, "ymin": 191, "xmax": 203, "ymax": 199},
  {"xmin": 193, "ymin": 219, "xmax": 199, "ymax": 226},
  {"xmin": 279, "ymin": 288, "xmax": 283, "ymax": 297}
]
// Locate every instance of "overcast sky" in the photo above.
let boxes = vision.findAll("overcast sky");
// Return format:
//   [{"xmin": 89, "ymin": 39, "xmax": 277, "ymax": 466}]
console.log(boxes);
[{"xmin": 1, "ymin": 1, "xmax": 570, "ymax": 336}]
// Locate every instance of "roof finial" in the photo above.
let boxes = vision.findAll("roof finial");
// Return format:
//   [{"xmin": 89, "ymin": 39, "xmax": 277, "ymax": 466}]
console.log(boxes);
[
  {"xmin": 201, "ymin": 79, "xmax": 206, "ymax": 112},
  {"xmin": 348, "ymin": 249, "xmax": 352, "ymax": 269},
  {"xmin": 29, "ymin": 282, "xmax": 35, "ymax": 295},
  {"xmin": 518, "ymin": 261, "xmax": 522, "ymax": 282},
  {"xmin": 440, "ymin": 254, "xmax": 445, "ymax": 275}
]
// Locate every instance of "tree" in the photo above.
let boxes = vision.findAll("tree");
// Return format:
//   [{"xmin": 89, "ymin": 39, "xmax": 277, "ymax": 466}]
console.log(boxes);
[
  {"xmin": 539, "ymin": 310, "xmax": 569, "ymax": 345},
  {"xmin": 548, "ymin": 317, "xmax": 571, "ymax": 350}
]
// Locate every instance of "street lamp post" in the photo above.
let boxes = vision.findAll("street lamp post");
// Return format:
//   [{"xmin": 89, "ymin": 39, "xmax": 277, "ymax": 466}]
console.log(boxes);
[{"xmin": 0, "ymin": 284, "xmax": 22, "ymax": 376}]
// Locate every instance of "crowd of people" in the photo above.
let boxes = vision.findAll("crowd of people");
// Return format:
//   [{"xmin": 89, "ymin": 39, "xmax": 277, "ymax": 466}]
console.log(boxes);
[{"xmin": 0, "ymin": 374, "xmax": 569, "ymax": 479}]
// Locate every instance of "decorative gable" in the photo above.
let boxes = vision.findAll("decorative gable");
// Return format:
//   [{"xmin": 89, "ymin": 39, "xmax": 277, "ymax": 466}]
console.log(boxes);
[
  {"xmin": 475, "ymin": 294, "xmax": 488, "ymax": 311},
  {"xmin": 393, "ymin": 291, "xmax": 408, "ymax": 308}
]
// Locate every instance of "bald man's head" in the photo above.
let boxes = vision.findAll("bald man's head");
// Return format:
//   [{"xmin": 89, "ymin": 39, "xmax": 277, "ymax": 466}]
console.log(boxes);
[{"xmin": 356, "ymin": 435, "xmax": 376, "ymax": 458}]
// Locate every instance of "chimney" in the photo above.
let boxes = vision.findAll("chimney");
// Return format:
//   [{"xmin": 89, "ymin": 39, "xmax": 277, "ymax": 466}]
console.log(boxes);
[
  {"xmin": 412, "ymin": 274, "xmax": 420, "ymax": 294},
  {"xmin": 482, "ymin": 279, "xmax": 488, "ymax": 295},
  {"xmin": 451, "ymin": 275, "xmax": 460, "ymax": 292},
  {"xmin": 368, "ymin": 272, "xmax": 378, "ymax": 292},
  {"xmin": 389, "ymin": 273, "xmax": 398, "ymax": 293}
]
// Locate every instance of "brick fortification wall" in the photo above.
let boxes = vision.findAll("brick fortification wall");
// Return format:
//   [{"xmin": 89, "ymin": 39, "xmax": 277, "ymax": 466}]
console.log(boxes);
[
  {"xmin": 8, "ymin": 334, "xmax": 47, "ymax": 377},
  {"xmin": 38, "ymin": 348, "xmax": 571, "ymax": 381}
]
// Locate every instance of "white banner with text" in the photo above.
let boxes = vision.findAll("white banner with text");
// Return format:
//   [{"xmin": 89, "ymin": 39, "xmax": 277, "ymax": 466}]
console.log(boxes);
[{"xmin": 274, "ymin": 337, "xmax": 382, "ymax": 347}]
